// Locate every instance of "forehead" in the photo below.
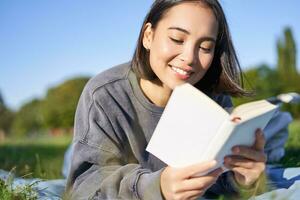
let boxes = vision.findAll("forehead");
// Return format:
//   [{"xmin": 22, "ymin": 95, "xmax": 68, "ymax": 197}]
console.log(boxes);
[{"xmin": 156, "ymin": 2, "xmax": 218, "ymax": 37}]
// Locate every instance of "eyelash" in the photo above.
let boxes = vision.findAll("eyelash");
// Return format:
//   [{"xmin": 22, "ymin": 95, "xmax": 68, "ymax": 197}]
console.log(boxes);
[
  {"xmin": 169, "ymin": 37, "xmax": 212, "ymax": 53},
  {"xmin": 200, "ymin": 47, "xmax": 212, "ymax": 53},
  {"xmin": 170, "ymin": 37, "xmax": 183, "ymax": 44}
]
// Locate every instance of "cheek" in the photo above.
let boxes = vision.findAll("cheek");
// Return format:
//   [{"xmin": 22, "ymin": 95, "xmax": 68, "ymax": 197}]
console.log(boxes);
[
  {"xmin": 199, "ymin": 53, "xmax": 214, "ymax": 70},
  {"xmin": 151, "ymin": 38, "xmax": 178, "ymax": 62}
]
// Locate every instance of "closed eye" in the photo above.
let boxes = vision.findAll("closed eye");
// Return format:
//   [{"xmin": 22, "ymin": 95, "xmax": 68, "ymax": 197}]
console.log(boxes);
[
  {"xmin": 169, "ymin": 37, "xmax": 183, "ymax": 44},
  {"xmin": 200, "ymin": 46, "xmax": 212, "ymax": 53}
]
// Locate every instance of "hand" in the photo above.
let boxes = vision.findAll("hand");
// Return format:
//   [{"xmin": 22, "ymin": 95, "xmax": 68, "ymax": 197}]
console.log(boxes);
[
  {"xmin": 160, "ymin": 160, "xmax": 223, "ymax": 200},
  {"xmin": 224, "ymin": 129, "xmax": 267, "ymax": 187}
]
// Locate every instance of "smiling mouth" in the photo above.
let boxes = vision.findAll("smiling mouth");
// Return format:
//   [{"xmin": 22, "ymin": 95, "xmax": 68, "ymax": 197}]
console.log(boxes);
[{"xmin": 169, "ymin": 65, "xmax": 193, "ymax": 76}]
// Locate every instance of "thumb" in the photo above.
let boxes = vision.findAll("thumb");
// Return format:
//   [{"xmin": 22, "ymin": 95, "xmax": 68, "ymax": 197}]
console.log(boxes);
[{"xmin": 254, "ymin": 129, "xmax": 265, "ymax": 151}]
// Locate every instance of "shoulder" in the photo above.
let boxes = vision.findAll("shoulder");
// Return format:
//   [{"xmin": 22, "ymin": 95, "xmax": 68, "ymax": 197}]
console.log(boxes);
[
  {"xmin": 211, "ymin": 93, "xmax": 233, "ymax": 109},
  {"xmin": 83, "ymin": 61, "xmax": 132, "ymax": 96}
]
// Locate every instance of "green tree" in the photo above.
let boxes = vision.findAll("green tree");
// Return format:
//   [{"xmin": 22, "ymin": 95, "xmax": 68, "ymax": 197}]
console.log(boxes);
[
  {"xmin": 276, "ymin": 27, "xmax": 300, "ymax": 117},
  {"xmin": 0, "ymin": 90, "xmax": 15, "ymax": 135},
  {"xmin": 41, "ymin": 77, "xmax": 90, "ymax": 129},
  {"xmin": 277, "ymin": 27, "xmax": 299, "ymax": 91},
  {"xmin": 10, "ymin": 99, "xmax": 44, "ymax": 136},
  {"xmin": 0, "ymin": 91, "xmax": 4, "ymax": 105},
  {"xmin": 233, "ymin": 64, "xmax": 280, "ymax": 106}
]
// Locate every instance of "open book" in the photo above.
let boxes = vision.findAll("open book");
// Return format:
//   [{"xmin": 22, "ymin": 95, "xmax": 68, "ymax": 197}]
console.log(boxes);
[{"xmin": 146, "ymin": 83, "xmax": 278, "ymax": 171}]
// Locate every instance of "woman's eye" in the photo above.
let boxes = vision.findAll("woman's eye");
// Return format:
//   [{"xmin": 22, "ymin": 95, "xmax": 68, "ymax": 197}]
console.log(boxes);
[
  {"xmin": 170, "ymin": 37, "xmax": 183, "ymax": 44},
  {"xmin": 200, "ymin": 46, "xmax": 212, "ymax": 53}
]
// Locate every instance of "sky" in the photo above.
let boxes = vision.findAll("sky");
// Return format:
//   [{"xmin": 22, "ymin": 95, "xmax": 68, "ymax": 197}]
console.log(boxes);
[{"xmin": 0, "ymin": 0, "xmax": 300, "ymax": 110}]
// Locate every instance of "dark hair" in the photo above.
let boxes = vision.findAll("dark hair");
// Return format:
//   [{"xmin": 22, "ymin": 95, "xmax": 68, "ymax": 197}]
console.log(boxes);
[{"xmin": 131, "ymin": 0, "xmax": 248, "ymax": 96}]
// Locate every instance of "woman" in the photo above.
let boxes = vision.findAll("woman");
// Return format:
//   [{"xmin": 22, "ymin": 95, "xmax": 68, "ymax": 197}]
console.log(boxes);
[{"xmin": 67, "ymin": 0, "xmax": 266, "ymax": 199}]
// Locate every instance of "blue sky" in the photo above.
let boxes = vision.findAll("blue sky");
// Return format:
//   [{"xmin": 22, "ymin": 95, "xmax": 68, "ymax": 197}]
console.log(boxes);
[{"xmin": 0, "ymin": 0, "xmax": 300, "ymax": 110}]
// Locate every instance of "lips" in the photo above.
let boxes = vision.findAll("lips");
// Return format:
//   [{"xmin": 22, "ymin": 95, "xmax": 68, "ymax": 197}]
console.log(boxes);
[{"xmin": 169, "ymin": 65, "xmax": 194, "ymax": 80}]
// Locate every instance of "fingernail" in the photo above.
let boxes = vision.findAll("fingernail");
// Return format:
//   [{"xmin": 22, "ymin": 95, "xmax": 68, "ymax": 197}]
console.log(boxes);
[
  {"xmin": 257, "ymin": 131, "xmax": 263, "ymax": 137},
  {"xmin": 256, "ymin": 128, "xmax": 262, "ymax": 133}
]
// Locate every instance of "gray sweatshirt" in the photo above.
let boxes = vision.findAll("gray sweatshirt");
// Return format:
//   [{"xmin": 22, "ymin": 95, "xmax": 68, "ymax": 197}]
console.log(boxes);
[{"xmin": 66, "ymin": 62, "xmax": 241, "ymax": 199}]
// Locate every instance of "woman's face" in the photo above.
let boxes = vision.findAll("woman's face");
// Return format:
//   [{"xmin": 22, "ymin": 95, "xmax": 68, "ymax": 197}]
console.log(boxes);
[{"xmin": 143, "ymin": 2, "xmax": 218, "ymax": 91}]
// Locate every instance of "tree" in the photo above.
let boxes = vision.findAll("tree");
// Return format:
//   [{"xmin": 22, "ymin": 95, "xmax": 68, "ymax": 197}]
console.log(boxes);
[
  {"xmin": 277, "ymin": 27, "xmax": 299, "ymax": 91},
  {"xmin": 10, "ymin": 99, "xmax": 43, "ymax": 136},
  {"xmin": 41, "ymin": 77, "xmax": 90, "ymax": 129},
  {"xmin": 233, "ymin": 64, "xmax": 280, "ymax": 106},
  {"xmin": 0, "ymin": 91, "xmax": 4, "ymax": 106},
  {"xmin": 0, "ymin": 90, "xmax": 15, "ymax": 135}
]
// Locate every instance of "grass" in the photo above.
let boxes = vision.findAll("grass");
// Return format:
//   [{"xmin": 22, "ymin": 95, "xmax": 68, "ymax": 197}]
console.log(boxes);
[
  {"xmin": 279, "ymin": 119, "xmax": 300, "ymax": 167},
  {"xmin": 0, "ymin": 134, "xmax": 72, "ymax": 179},
  {"xmin": 0, "ymin": 178, "xmax": 38, "ymax": 200},
  {"xmin": 0, "ymin": 134, "xmax": 71, "ymax": 199}
]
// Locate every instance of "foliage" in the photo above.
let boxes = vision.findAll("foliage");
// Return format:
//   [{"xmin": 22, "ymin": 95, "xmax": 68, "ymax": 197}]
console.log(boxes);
[
  {"xmin": 277, "ymin": 27, "xmax": 299, "ymax": 91},
  {"xmin": 234, "ymin": 64, "xmax": 281, "ymax": 106},
  {"xmin": 41, "ymin": 77, "xmax": 89, "ymax": 129},
  {"xmin": 0, "ymin": 91, "xmax": 15, "ymax": 135},
  {"xmin": 234, "ymin": 27, "xmax": 300, "ymax": 117},
  {"xmin": 7, "ymin": 76, "xmax": 89, "ymax": 136},
  {"xmin": 10, "ymin": 99, "xmax": 44, "ymax": 137},
  {"xmin": 0, "ymin": 178, "xmax": 38, "ymax": 200}
]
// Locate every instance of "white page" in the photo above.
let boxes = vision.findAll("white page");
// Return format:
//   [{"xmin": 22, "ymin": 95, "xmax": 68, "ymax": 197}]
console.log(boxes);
[
  {"xmin": 210, "ymin": 108, "xmax": 276, "ymax": 167},
  {"xmin": 146, "ymin": 84, "xmax": 229, "ymax": 168}
]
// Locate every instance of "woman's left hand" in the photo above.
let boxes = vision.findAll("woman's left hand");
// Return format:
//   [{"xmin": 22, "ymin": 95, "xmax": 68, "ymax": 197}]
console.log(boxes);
[{"xmin": 223, "ymin": 128, "xmax": 267, "ymax": 187}]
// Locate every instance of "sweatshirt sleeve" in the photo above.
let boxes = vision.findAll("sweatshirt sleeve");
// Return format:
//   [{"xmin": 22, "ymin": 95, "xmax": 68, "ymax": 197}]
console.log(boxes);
[{"xmin": 66, "ymin": 86, "xmax": 164, "ymax": 200}]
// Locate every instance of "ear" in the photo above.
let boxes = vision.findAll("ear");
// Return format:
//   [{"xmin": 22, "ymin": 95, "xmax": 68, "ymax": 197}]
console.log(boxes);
[{"xmin": 142, "ymin": 23, "xmax": 154, "ymax": 51}]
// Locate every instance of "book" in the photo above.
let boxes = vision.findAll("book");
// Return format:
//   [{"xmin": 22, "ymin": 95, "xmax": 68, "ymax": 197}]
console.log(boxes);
[{"xmin": 146, "ymin": 83, "xmax": 278, "ymax": 172}]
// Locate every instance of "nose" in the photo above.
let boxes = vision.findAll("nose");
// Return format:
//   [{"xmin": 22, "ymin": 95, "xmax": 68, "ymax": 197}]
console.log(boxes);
[{"xmin": 179, "ymin": 44, "xmax": 196, "ymax": 65}]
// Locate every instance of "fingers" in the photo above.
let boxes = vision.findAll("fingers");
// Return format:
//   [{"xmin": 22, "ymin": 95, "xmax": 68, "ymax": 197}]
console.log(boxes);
[
  {"xmin": 224, "ymin": 156, "xmax": 265, "ymax": 170},
  {"xmin": 224, "ymin": 163, "xmax": 264, "ymax": 186},
  {"xmin": 231, "ymin": 146, "xmax": 267, "ymax": 162},
  {"xmin": 160, "ymin": 162, "xmax": 223, "ymax": 200},
  {"xmin": 180, "ymin": 160, "xmax": 217, "ymax": 178},
  {"xmin": 224, "ymin": 154, "xmax": 266, "ymax": 187},
  {"xmin": 225, "ymin": 129, "xmax": 267, "ymax": 188},
  {"xmin": 254, "ymin": 129, "xmax": 265, "ymax": 151},
  {"xmin": 231, "ymin": 116, "xmax": 241, "ymax": 122},
  {"xmin": 224, "ymin": 156, "xmax": 255, "ymax": 169},
  {"xmin": 181, "ymin": 168, "xmax": 223, "ymax": 191}
]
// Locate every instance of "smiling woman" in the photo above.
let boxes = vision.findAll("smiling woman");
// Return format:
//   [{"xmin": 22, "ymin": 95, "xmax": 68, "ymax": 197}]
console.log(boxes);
[
  {"xmin": 66, "ymin": 1, "xmax": 266, "ymax": 199},
  {"xmin": 139, "ymin": 2, "xmax": 219, "ymax": 107}
]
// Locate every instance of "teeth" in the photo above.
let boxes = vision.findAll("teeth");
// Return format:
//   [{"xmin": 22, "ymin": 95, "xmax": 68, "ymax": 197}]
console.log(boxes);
[{"xmin": 171, "ymin": 66, "xmax": 190, "ymax": 75}]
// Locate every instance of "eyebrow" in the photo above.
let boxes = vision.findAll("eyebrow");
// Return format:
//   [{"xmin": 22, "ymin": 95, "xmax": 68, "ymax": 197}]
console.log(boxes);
[{"xmin": 168, "ymin": 26, "xmax": 216, "ymax": 43}]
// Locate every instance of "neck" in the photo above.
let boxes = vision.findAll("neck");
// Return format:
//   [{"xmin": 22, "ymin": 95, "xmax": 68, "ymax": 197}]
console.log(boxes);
[{"xmin": 139, "ymin": 78, "xmax": 172, "ymax": 107}]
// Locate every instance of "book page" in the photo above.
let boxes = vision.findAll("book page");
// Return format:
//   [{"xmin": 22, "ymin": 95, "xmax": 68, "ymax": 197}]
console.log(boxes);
[
  {"xmin": 146, "ymin": 83, "xmax": 230, "ymax": 168},
  {"xmin": 231, "ymin": 100, "xmax": 277, "ymax": 122},
  {"xmin": 211, "ymin": 108, "xmax": 277, "ymax": 168}
]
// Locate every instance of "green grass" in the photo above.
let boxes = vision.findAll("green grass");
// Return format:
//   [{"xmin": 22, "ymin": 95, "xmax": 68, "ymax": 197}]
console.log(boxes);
[
  {"xmin": 279, "ymin": 119, "xmax": 300, "ymax": 167},
  {"xmin": 0, "ymin": 178, "xmax": 38, "ymax": 200},
  {"xmin": 0, "ymin": 134, "xmax": 72, "ymax": 179}
]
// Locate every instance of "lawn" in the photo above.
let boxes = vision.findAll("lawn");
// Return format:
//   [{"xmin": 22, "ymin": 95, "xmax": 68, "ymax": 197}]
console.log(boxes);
[
  {"xmin": 0, "ymin": 134, "xmax": 72, "ymax": 179},
  {"xmin": 279, "ymin": 119, "xmax": 300, "ymax": 167}
]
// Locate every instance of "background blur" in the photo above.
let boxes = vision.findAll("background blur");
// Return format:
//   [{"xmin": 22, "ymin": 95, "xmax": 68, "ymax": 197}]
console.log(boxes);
[{"xmin": 0, "ymin": 0, "xmax": 300, "ymax": 183}]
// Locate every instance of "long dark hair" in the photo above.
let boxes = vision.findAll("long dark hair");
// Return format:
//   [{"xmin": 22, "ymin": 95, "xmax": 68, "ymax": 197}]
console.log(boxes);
[{"xmin": 131, "ymin": 0, "xmax": 248, "ymax": 96}]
